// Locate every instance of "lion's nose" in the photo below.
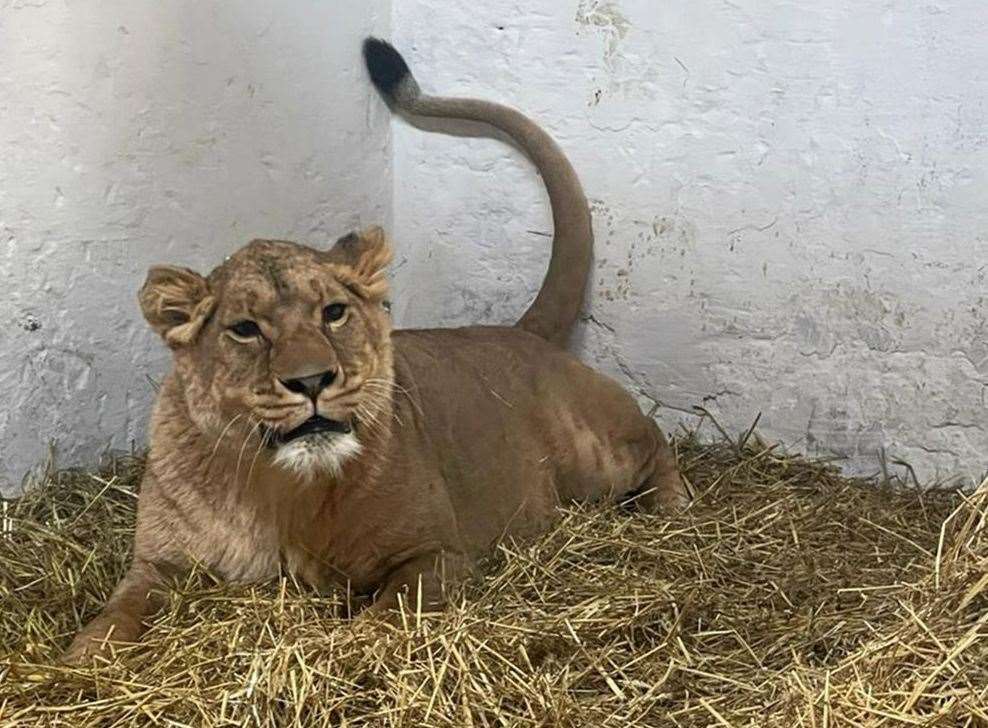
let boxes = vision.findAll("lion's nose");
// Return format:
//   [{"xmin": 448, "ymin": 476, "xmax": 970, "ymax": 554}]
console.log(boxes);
[{"xmin": 279, "ymin": 369, "xmax": 337, "ymax": 400}]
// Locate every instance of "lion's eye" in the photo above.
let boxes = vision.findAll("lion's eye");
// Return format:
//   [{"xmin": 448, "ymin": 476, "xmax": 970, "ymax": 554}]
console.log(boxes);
[
  {"xmin": 228, "ymin": 320, "xmax": 262, "ymax": 341},
  {"xmin": 323, "ymin": 303, "xmax": 347, "ymax": 324}
]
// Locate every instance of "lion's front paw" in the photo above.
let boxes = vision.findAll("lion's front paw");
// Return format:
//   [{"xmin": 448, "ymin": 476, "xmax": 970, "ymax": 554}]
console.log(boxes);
[
  {"xmin": 60, "ymin": 630, "xmax": 109, "ymax": 666},
  {"xmin": 61, "ymin": 614, "xmax": 141, "ymax": 666},
  {"xmin": 636, "ymin": 472, "xmax": 692, "ymax": 515}
]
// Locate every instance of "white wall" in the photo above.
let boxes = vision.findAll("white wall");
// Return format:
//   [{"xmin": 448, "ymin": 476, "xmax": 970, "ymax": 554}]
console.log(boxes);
[
  {"xmin": 391, "ymin": 0, "xmax": 988, "ymax": 485},
  {"xmin": 3, "ymin": 1, "xmax": 985, "ymax": 492},
  {"xmin": 0, "ymin": 1, "xmax": 391, "ymax": 493}
]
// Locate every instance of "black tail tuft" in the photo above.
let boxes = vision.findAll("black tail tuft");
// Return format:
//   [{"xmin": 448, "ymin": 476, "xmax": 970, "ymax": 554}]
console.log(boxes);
[{"xmin": 363, "ymin": 37, "xmax": 411, "ymax": 101}]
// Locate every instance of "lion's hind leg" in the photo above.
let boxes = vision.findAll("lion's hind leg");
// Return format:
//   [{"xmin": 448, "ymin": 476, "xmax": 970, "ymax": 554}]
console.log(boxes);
[{"xmin": 622, "ymin": 421, "xmax": 690, "ymax": 514}]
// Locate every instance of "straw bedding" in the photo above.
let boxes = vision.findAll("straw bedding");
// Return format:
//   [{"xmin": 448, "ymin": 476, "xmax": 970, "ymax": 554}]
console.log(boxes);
[{"xmin": 1, "ymin": 428, "xmax": 985, "ymax": 727}]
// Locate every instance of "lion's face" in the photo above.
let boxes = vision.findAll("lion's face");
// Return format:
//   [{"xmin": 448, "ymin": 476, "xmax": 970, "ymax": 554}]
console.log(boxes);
[{"xmin": 139, "ymin": 227, "xmax": 394, "ymax": 480}]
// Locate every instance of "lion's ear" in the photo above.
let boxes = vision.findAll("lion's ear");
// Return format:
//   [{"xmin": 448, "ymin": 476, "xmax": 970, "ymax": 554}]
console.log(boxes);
[
  {"xmin": 139, "ymin": 265, "xmax": 215, "ymax": 348},
  {"xmin": 329, "ymin": 225, "xmax": 393, "ymax": 301}
]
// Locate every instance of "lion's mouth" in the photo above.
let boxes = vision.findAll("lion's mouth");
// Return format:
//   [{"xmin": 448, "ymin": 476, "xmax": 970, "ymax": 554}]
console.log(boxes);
[{"xmin": 267, "ymin": 416, "xmax": 352, "ymax": 447}]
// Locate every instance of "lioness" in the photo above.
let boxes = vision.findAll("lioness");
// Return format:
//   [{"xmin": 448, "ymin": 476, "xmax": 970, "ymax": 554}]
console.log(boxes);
[{"xmin": 64, "ymin": 38, "xmax": 688, "ymax": 662}]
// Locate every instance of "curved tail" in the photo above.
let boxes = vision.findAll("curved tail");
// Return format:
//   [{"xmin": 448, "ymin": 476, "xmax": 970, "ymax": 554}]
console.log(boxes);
[{"xmin": 362, "ymin": 38, "xmax": 592, "ymax": 346}]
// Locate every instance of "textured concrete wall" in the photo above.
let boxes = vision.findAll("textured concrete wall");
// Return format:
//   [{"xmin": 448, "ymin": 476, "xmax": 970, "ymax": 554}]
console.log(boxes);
[
  {"xmin": 391, "ymin": 1, "xmax": 988, "ymax": 485},
  {"xmin": 0, "ymin": 1, "xmax": 392, "ymax": 493},
  {"xmin": 4, "ymin": 1, "xmax": 985, "ymax": 493}
]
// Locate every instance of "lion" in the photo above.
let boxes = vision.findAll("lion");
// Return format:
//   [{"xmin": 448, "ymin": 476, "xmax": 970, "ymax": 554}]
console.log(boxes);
[{"xmin": 63, "ymin": 38, "xmax": 688, "ymax": 662}]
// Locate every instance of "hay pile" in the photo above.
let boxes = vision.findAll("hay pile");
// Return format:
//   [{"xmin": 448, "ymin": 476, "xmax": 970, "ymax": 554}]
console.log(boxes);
[{"xmin": 1, "ymin": 431, "xmax": 985, "ymax": 726}]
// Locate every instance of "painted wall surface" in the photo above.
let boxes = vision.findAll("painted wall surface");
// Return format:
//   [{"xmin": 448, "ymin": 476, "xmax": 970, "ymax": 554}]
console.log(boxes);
[
  {"xmin": 3, "ymin": 2, "xmax": 985, "ymax": 493},
  {"xmin": 0, "ymin": 1, "xmax": 391, "ymax": 493},
  {"xmin": 391, "ymin": 1, "xmax": 988, "ymax": 484}
]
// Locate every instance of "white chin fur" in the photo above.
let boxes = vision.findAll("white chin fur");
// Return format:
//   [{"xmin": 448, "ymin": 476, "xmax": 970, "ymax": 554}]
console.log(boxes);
[{"xmin": 272, "ymin": 432, "xmax": 362, "ymax": 480}]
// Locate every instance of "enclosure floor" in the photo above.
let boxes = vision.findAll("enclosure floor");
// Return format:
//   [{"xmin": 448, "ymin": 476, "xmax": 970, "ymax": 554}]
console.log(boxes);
[{"xmin": 1, "ymin": 434, "xmax": 985, "ymax": 727}]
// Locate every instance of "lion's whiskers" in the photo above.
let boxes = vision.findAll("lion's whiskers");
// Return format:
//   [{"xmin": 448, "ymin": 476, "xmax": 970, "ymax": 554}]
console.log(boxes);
[
  {"xmin": 206, "ymin": 413, "xmax": 245, "ymax": 469},
  {"xmin": 235, "ymin": 417, "xmax": 263, "ymax": 485},
  {"xmin": 355, "ymin": 403, "xmax": 384, "ymax": 433},
  {"xmin": 361, "ymin": 381, "xmax": 408, "ymax": 429},
  {"xmin": 362, "ymin": 378, "xmax": 405, "ymax": 397},
  {"xmin": 245, "ymin": 427, "xmax": 269, "ymax": 486},
  {"xmin": 363, "ymin": 377, "xmax": 422, "ymax": 417}
]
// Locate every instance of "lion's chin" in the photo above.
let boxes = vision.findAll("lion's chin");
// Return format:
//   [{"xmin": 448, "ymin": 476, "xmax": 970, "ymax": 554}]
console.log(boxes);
[{"xmin": 271, "ymin": 431, "xmax": 362, "ymax": 481}]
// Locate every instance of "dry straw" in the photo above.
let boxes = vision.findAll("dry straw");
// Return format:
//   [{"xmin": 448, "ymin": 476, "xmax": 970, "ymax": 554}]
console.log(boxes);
[{"xmin": 1, "ymin": 426, "xmax": 985, "ymax": 726}]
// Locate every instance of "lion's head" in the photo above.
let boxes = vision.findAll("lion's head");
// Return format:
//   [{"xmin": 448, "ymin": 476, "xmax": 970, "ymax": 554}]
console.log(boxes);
[{"xmin": 138, "ymin": 226, "xmax": 394, "ymax": 480}]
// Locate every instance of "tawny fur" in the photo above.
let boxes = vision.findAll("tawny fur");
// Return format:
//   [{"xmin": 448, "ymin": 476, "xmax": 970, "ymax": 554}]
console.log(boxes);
[{"xmin": 63, "ymin": 40, "xmax": 688, "ymax": 663}]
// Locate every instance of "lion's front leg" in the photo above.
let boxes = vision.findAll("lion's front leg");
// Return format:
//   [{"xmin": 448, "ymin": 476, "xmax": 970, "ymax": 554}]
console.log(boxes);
[
  {"xmin": 62, "ymin": 560, "xmax": 174, "ymax": 664},
  {"xmin": 364, "ymin": 550, "xmax": 470, "ymax": 621}
]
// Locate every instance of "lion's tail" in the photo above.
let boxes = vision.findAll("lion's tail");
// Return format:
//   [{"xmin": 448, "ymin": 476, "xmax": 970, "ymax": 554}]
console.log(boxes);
[{"xmin": 362, "ymin": 38, "xmax": 592, "ymax": 346}]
